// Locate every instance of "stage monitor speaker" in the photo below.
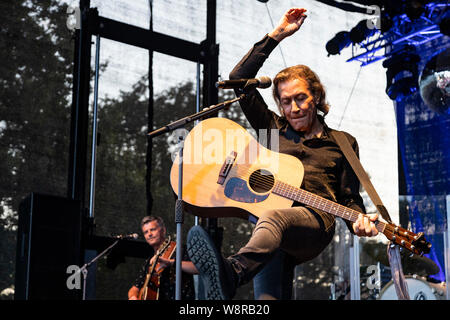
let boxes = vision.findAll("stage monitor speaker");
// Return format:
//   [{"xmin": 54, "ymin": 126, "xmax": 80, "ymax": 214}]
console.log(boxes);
[{"xmin": 15, "ymin": 193, "xmax": 82, "ymax": 300}]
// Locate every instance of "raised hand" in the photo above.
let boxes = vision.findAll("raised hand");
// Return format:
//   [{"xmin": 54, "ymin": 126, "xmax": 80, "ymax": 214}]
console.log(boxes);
[{"xmin": 268, "ymin": 8, "xmax": 307, "ymax": 42}]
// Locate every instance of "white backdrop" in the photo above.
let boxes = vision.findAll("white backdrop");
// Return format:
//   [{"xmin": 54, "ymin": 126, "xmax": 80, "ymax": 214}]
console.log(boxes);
[{"xmin": 75, "ymin": 0, "xmax": 399, "ymax": 225}]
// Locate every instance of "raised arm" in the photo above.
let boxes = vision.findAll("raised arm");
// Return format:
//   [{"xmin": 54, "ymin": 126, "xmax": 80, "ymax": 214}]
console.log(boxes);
[
  {"xmin": 230, "ymin": 8, "xmax": 308, "ymax": 80},
  {"xmin": 268, "ymin": 8, "xmax": 307, "ymax": 42},
  {"xmin": 228, "ymin": 8, "xmax": 308, "ymax": 132}
]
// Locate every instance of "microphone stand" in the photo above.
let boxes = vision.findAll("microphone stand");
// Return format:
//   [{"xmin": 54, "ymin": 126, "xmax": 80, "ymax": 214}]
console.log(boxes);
[
  {"xmin": 148, "ymin": 94, "xmax": 245, "ymax": 138},
  {"xmin": 148, "ymin": 93, "xmax": 247, "ymax": 300},
  {"xmin": 79, "ymin": 238, "xmax": 121, "ymax": 300}
]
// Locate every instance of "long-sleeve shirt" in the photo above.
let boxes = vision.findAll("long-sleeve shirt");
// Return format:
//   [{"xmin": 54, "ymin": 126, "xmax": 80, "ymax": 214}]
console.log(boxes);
[
  {"xmin": 133, "ymin": 245, "xmax": 195, "ymax": 300},
  {"xmin": 229, "ymin": 34, "xmax": 366, "ymax": 231}
]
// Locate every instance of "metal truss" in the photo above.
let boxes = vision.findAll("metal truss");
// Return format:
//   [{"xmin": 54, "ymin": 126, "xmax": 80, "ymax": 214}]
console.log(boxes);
[{"xmin": 347, "ymin": 1, "xmax": 449, "ymax": 66}]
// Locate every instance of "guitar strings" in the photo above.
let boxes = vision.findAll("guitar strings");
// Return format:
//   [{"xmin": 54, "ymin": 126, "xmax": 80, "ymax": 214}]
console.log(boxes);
[
  {"xmin": 231, "ymin": 165, "xmax": 365, "ymax": 220},
  {"xmin": 227, "ymin": 165, "xmax": 417, "ymax": 250},
  {"xmin": 236, "ymin": 167, "xmax": 375, "ymax": 225}
]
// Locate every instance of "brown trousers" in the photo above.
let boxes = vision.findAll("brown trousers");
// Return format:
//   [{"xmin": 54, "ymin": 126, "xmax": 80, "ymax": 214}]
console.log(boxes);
[{"xmin": 229, "ymin": 206, "xmax": 335, "ymax": 286}]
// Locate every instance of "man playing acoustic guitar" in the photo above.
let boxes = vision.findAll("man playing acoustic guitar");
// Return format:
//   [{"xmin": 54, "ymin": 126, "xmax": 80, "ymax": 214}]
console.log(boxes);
[
  {"xmin": 128, "ymin": 216, "xmax": 198, "ymax": 300},
  {"xmin": 187, "ymin": 7, "xmax": 379, "ymax": 300}
]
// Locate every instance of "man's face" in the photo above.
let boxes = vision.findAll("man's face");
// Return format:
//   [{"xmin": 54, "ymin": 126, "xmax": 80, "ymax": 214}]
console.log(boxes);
[
  {"xmin": 278, "ymin": 78, "xmax": 317, "ymax": 133},
  {"xmin": 142, "ymin": 220, "xmax": 165, "ymax": 249}
]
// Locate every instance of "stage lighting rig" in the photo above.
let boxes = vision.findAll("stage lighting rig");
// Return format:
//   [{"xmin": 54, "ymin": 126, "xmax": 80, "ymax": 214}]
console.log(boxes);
[
  {"xmin": 404, "ymin": 0, "xmax": 433, "ymax": 20},
  {"xmin": 326, "ymin": 31, "xmax": 352, "ymax": 56},
  {"xmin": 350, "ymin": 19, "xmax": 378, "ymax": 43},
  {"xmin": 382, "ymin": 48, "xmax": 421, "ymax": 100},
  {"xmin": 326, "ymin": 19, "xmax": 378, "ymax": 56},
  {"xmin": 347, "ymin": 0, "xmax": 450, "ymax": 66},
  {"xmin": 325, "ymin": 1, "xmax": 449, "ymax": 66},
  {"xmin": 439, "ymin": 17, "xmax": 450, "ymax": 36},
  {"xmin": 379, "ymin": 11, "xmax": 394, "ymax": 33}
]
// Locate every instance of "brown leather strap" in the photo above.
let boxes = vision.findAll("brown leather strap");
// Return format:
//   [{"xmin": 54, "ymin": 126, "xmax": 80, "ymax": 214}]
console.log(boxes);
[
  {"xmin": 332, "ymin": 130, "xmax": 410, "ymax": 299},
  {"xmin": 331, "ymin": 130, "xmax": 392, "ymax": 223}
]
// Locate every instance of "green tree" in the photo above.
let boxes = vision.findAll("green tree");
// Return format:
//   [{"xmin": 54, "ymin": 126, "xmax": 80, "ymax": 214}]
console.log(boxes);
[
  {"xmin": 90, "ymin": 77, "xmax": 256, "ymax": 299},
  {"xmin": 0, "ymin": 0, "xmax": 256, "ymax": 300},
  {"xmin": 0, "ymin": 0, "xmax": 75, "ymax": 299}
]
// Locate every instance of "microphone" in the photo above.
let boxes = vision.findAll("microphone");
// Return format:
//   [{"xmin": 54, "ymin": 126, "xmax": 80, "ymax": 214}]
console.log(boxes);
[
  {"xmin": 113, "ymin": 233, "xmax": 139, "ymax": 240},
  {"xmin": 216, "ymin": 76, "xmax": 272, "ymax": 89}
]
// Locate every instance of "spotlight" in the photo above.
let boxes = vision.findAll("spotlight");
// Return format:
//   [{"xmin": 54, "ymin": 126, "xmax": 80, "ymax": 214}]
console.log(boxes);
[
  {"xmin": 326, "ymin": 31, "xmax": 352, "ymax": 56},
  {"xmin": 383, "ymin": 49, "xmax": 421, "ymax": 100},
  {"xmin": 404, "ymin": 0, "xmax": 434, "ymax": 21},
  {"xmin": 380, "ymin": 12, "xmax": 394, "ymax": 33},
  {"xmin": 439, "ymin": 18, "xmax": 450, "ymax": 36},
  {"xmin": 350, "ymin": 20, "xmax": 377, "ymax": 44},
  {"xmin": 405, "ymin": 0, "xmax": 425, "ymax": 20}
]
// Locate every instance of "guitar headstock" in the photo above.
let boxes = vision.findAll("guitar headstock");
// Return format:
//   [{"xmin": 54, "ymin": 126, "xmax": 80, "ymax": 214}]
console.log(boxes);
[
  {"xmin": 384, "ymin": 224, "xmax": 431, "ymax": 256},
  {"xmin": 156, "ymin": 235, "xmax": 172, "ymax": 256}
]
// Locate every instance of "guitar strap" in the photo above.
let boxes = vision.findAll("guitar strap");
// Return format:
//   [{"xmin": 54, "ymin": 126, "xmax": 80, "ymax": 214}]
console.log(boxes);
[
  {"xmin": 331, "ymin": 130, "xmax": 410, "ymax": 300},
  {"xmin": 331, "ymin": 131, "xmax": 391, "ymax": 222}
]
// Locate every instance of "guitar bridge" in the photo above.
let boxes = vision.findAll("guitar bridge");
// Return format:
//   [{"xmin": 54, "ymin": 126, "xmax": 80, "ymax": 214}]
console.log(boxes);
[{"xmin": 217, "ymin": 151, "xmax": 237, "ymax": 185}]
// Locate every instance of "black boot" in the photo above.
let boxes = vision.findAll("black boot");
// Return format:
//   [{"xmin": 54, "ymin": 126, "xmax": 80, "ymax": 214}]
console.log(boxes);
[{"xmin": 187, "ymin": 225, "xmax": 238, "ymax": 300}]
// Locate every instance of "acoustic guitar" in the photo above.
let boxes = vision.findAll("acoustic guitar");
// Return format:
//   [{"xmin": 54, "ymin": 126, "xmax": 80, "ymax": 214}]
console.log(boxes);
[
  {"xmin": 138, "ymin": 236, "xmax": 177, "ymax": 300},
  {"xmin": 170, "ymin": 117, "xmax": 431, "ymax": 256}
]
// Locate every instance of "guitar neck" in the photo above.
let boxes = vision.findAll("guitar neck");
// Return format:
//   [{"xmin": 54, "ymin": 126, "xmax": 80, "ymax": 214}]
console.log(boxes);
[{"xmin": 273, "ymin": 181, "xmax": 386, "ymax": 233}]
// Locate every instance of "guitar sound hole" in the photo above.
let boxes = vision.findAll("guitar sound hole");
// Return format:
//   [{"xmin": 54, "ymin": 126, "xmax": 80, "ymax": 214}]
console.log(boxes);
[{"xmin": 249, "ymin": 169, "xmax": 274, "ymax": 193}]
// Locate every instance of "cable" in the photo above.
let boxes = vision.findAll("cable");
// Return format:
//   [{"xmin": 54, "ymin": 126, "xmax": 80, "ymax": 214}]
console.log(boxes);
[
  {"xmin": 337, "ymin": 66, "xmax": 362, "ymax": 129},
  {"xmin": 262, "ymin": 3, "xmax": 361, "ymax": 129},
  {"xmin": 264, "ymin": 4, "xmax": 288, "ymax": 68}
]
